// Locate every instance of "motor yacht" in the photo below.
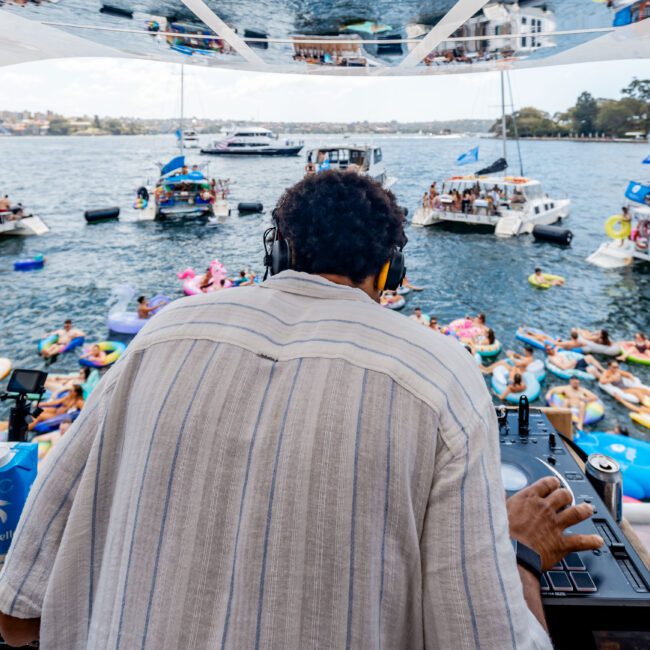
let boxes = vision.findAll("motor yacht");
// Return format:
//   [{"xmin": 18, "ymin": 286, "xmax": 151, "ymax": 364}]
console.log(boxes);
[{"xmin": 201, "ymin": 127, "xmax": 303, "ymax": 156}]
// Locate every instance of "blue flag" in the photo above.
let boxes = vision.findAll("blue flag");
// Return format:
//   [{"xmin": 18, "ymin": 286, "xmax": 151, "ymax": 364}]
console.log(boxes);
[
  {"xmin": 161, "ymin": 155, "xmax": 185, "ymax": 177},
  {"xmin": 643, "ymin": 154, "xmax": 650, "ymax": 164},
  {"xmin": 625, "ymin": 180, "xmax": 650, "ymax": 205},
  {"xmin": 457, "ymin": 146, "xmax": 479, "ymax": 166},
  {"xmin": 175, "ymin": 129, "xmax": 182, "ymax": 141}
]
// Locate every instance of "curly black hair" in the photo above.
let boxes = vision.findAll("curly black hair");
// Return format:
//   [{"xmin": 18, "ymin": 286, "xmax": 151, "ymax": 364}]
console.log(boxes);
[{"xmin": 275, "ymin": 170, "xmax": 406, "ymax": 285}]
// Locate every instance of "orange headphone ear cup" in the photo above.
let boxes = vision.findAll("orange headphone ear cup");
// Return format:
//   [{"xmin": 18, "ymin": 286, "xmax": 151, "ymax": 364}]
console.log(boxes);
[{"xmin": 377, "ymin": 261, "xmax": 391, "ymax": 292}]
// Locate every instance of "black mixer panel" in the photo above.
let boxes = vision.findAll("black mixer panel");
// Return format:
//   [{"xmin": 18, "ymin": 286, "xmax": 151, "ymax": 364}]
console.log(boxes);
[{"xmin": 497, "ymin": 404, "xmax": 650, "ymax": 649}]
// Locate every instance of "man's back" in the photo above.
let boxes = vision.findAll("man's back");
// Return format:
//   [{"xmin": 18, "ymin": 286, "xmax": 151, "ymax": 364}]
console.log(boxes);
[{"xmin": 0, "ymin": 272, "xmax": 549, "ymax": 648}]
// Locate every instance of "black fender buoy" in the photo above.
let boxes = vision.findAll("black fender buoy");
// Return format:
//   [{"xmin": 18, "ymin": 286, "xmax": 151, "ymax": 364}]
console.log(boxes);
[
  {"xmin": 238, "ymin": 202, "xmax": 264, "ymax": 214},
  {"xmin": 100, "ymin": 5, "xmax": 133, "ymax": 18},
  {"xmin": 137, "ymin": 186, "xmax": 149, "ymax": 202},
  {"xmin": 532, "ymin": 225, "xmax": 573, "ymax": 246},
  {"xmin": 84, "ymin": 207, "xmax": 120, "ymax": 223}
]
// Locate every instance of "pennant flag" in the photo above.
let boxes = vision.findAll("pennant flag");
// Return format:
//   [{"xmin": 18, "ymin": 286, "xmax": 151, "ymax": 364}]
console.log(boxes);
[
  {"xmin": 175, "ymin": 129, "xmax": 182, "ymax": 141},
  {"xmin": 161, "ymin": 155, "xmax": 185, "ymax": 177},
  {"xmin": 476, "ymin": 157, "xmax": 508, "ymax": 176},
  {"xmin": 457, "ymin": 146, "xmax": 479, "ymax": 166},
  {"xmin": 643, "ymin": 154, "xmax": 650, "ymax": 164},
  {"xmin": 625, "ymin": 180, "xmax": 650, "ymax": 205}
]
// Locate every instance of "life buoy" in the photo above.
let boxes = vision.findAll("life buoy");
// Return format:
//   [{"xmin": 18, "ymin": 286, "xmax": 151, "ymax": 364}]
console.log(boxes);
[
  {"xmin": 605, "ymin": 214, "xmax": 631, "ymax": 240},
  {"xmin": 137, "ymin": 186, "xmax": 150, "ymax": 202}
]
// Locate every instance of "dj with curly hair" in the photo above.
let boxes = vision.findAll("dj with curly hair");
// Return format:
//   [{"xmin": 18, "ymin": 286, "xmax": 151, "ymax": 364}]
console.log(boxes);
[{"xmin": 0, "ymin": 171, "xmax": 601, "ymax": 649}]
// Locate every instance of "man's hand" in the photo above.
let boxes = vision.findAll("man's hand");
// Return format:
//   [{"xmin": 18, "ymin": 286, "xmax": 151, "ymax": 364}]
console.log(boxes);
[{"xmin": 507, "ymin": 476, "xmax": 604, "ymax": 570}]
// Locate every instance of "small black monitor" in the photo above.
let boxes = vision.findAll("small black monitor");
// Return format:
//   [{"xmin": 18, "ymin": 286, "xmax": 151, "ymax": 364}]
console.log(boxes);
[{"xmin": 6, "ymin": 369, "xmax": 47, "ymax": 396}]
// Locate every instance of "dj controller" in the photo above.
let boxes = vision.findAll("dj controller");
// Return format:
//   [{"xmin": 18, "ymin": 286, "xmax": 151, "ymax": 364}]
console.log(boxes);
[{"xmin": 499, "ymin": 401, "xmax": 650, "ymax": 649}]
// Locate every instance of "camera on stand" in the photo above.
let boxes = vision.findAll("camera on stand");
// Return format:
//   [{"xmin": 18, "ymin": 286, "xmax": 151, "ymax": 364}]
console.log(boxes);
[{"xmin": 0, "ymin": 369, "xmax": 48, "ymax": 443}]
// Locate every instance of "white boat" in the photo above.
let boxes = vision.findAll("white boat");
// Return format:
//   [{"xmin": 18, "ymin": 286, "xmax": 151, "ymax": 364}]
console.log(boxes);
[
  {"xmin": 412, "ymin": 175, "xmax": 570, "ymax": 237},
  {"xmin": 201, "ymin": 127, "xmax": 303, "ymax": 156},
  {"xmin": 0, "ymin": 208, "xmax": 49, "ymax": 237},
  {"xmin": 412, "ymin": 70, "xmax": 570, "ymax": 237},
  {"xmin": 304, "ymin": 144, "xmax": 397, "ymax": 190},
  {"xmin": 181, "ymin": 129, "xmax": 200, "ymax": 149},
  {"xmin": 587, "ymin": 203, "xmax": 650, "ymax": 269}
]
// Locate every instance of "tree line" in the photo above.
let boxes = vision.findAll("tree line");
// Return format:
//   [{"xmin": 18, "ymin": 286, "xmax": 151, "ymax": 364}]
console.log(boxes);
[{"xmin": 492, "ymin": 78, "xmax": 650, "ymax": 139}]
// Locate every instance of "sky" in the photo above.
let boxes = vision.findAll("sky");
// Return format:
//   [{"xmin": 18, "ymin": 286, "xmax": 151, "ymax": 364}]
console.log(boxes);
[{"xmin": 0, "ymin": 57, "xmax": 648, "ymax": 123}]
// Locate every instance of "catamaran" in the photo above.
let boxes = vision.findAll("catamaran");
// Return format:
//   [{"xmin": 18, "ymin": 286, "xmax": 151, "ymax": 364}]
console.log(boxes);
[
  {"xmin": 412, "ymin": 71, "xmax": 570, "ymax": 237},
  {"xmin": 0, "ymin": 206, "xmax": 49, "ymax": 237},
  {"xmin": 304, "ymin": 144, "xmax": 396, "ymax": 189},
  {"xmin": 201, "ymin": 127, "xmax": 303, "ymax": 156}
]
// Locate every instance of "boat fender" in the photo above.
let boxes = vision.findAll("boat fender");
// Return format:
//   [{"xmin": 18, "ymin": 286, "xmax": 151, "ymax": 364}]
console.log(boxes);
[
  {"xmin": 137, "ymin": 186, "xmax": 149, "ymax": 202},
  {"xmin": 238, "ymin": 202, "xmax": 264, "ymax": 214},
  {"xmin": 85, "ymin": 207, "xmax": 120, "ymax": 223},
  {"xmin": 100, "ymin": 5, "xmax": 133, "ymax": 18},
  {"xmin": 532, "ymin": 225, "xmax": 573, "ymax": 246}
]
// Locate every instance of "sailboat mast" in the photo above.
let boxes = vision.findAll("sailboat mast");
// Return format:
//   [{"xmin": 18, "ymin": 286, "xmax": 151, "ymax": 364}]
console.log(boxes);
[
  {"xmin": 179, "ymin": 64, "xmax": 185, "ymax": 156},
  {"xmin": 500, "ymin": 69, "xmax": 507, "ymax": 161}
]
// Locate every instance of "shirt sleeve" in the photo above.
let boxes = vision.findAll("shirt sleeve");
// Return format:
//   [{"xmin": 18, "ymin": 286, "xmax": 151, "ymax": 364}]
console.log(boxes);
[
  {"xmin": 0, "ymin": 373, "xmax": 116, "ymax": 619},
  {"xmin": 421, "ymin": 398, "xmax": 553, "ymax": 650}
]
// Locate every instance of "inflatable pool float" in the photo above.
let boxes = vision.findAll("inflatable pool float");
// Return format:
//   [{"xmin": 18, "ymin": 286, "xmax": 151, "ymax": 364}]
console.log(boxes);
[
  {"xmin": 492, "ymin": 366, "xmax": 541, "ymax": 404},
  {"xmin": 446, "ymin": 318, "xmax": 481, "ymax": 341},
  {"xmin": 14, "ymin": 255, "xmax": 45, "ymax": 272},
  {"xmin": 32, "ymin": 410, "xmax": 81, "ymax": 434},
  {"xmin": 604, "ymin": 214, "xmax": 631, "ymax": 240},
  {"xmin": 546, "ymin": 392, "xmax": 605, "ymax": 425},
  {"xmin": 178, "ymin": 259, "xmax": 231, "ymax": 296},
  {"xmin": 598, "ymin": 375, "xmax": 648, "ymax": 405},
  {"xmin": 580, "ymin": 340, "xmax": 622, "ymax": 356},
  {"xmin": 630, "ymin": 412, "xmax": 650, "ymax": 430},
  {"xmin": 0, "ymin": 358, "xmax": 10, "ymax": 381},
  {"xmin": 620, "ymin": 343, "xmax": 650, "ymax": 366},
  {"xmin": 107, "ymin": 295, "xmax": 169, "ymax": 335},
  {"xmin": 79, "ymin": 341, "xmax": 126, "ymax": 368},
  {"xmin": 380, "ymin": 294, "xmax": 405, "ymax": 310},
  {"xmin": 574, "ymin": 431, "xmax": 650, "ymax": 500},
  {"xmin": 515, "ymin": 327, "xmax": 556, "ymax": 351},
  {"xmin": 396, "ymin": 285, "xmax": 411, "ymax": 296},
  {"xmin": 38, "ymin": 333, "xmax": 85, "ymax": 356},
  {"xmin": 545, "ymin": 351, "xmax": 594, "ymax": 382},
  {"xmin": 474, "ymin": 340, "xmax": 502, "ymax": 359},
  {"xmin": 528, "ymin": 273, "xmax": 564, "ymax": 289}
]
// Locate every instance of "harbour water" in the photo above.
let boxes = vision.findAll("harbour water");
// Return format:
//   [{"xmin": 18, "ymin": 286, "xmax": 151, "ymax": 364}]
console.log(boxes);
[{"xmin": 1, "ymin": 134, "xmax": 648, "ymax": 438}]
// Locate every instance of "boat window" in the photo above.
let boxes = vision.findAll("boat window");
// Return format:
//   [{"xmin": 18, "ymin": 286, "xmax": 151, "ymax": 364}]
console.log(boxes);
[
  {"xmin": 523, "ymin": 185, "xmax": 543, "ymax": 200},
  {"xmin": 374, "ymin": 148, "xmax": 383, "ymax": 164},
  {"xmin": 534, "ymin": 206, "xmax": 540, "ymax": 215}
]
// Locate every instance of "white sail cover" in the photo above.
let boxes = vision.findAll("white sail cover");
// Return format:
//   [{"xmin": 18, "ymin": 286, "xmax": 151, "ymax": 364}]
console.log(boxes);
[{"xmin": 0, "ymin": 1, "xmax": 649, "ymax": 75}]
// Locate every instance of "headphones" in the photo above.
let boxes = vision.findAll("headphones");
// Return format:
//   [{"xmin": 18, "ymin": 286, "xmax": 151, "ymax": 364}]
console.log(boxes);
[{"xmin": 263, "ymin": 209, "xmax": 407, "ymax": 291}]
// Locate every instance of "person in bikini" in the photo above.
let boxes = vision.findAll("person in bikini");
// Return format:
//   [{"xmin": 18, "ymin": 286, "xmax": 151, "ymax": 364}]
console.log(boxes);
[
  {"xmin": 28, "ymin": 384, "xmax": 85, "ymax": 431},
  {"xmin": 593, "ymin": 361, "xmax": 650, "ymax": 404}
]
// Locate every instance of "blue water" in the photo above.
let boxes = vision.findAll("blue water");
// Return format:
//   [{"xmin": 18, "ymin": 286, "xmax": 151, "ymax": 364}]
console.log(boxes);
[{"xmin": 1, "ymin": 134, "xmax": 649, "ymax": 439}]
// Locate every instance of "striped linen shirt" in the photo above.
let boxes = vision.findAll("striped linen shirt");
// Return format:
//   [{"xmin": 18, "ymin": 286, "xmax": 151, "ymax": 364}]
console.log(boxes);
[{"xmin": 0, "ymin": 271, "xmax": 551, "ymax": 649}]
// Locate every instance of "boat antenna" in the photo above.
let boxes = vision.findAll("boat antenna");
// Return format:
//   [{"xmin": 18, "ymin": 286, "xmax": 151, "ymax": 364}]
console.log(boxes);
[
  {"xmin": 506, "ymin": 70, "xmax": 524, "ymax": 177},
  {"xmin": 179, "ymin": 64, "xmax": 185, "ymax": 156},
  {"xmin": 500, "ymin": 69, "xmax": 507, "ymax": 162}
]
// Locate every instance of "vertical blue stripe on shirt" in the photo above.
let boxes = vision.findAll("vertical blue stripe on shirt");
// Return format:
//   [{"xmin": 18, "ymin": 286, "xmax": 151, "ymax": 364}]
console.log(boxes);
[
  {"xmin": 221, "ymin": 362, "xmax": 276, "ymax": 650},
  {"xmin": 115, "ymin": 341, "xmax": 197, "ymax": 650},
  {"xmin": 480, "ymin": 457, "xmax": 516, "ymax": 650},
  {"xmin": 345, "ymin": 370, "xmax": 368, "ymax": 650},
  {"xmin": 378, "ymin": 380, "xmax": 395, "ymax": 646},
  {"xmin": 254, "ymin": 359, "xmax": 303, "ymax": 650},
  {"xmin": 141, "ymin": 343, "xmax": 220, "ymax": 649}
]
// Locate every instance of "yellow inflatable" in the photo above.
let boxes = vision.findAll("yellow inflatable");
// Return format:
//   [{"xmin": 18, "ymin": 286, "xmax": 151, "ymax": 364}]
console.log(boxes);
[
  {"xmin": 631, "ymin": 412, "xmax": 650, "ymax": 430},
  {"xmin": 605, "ymin": 214, "xmax": 631, "ymax": 240},
  {"xmin": 0, "ymin": 358, "xmax": 11, "ymax": 381},
  {"xmin": 528, "ymin": 273, "xmax": 565, "ymax": 289}
]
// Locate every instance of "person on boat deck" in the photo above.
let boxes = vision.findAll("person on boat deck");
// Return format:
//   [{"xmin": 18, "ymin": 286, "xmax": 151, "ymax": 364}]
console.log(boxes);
[
  {"xmin": 428, "ymin": 316, "xmax": 440, "ymax": 332},
  {"xmin": 533, "ymin": 267, "xmax": 564, "ymax": 286},
  {"xmin": 0, "ymin": 195, "xmax": 10, "ymax": 211},
  {"xmin": 181, "ymin": 165, "xmax": 189, "ymax": 175},
  {"xmin": 511, "ymin": 189, "xmax": 526, "ymax": 205},
  {"xmin": 428, "ymin": 182, "xmax": 437, "ymax": 201},
  {"xmin": 27, "ymin": 384, "xmax": 85, "ymax": 432},
  {"xmin": 199, "ymin": 267, "xmax": 214, "ymax": 292},
  {"xmin": 40, "ymin": 319, "xmax": 86, "ymax": 360},
  {"xmin": 461, "ymin": 188, "xmax": 472, "ymax": 213},
  {"xmin": 546, "ymin": 378, "xmax": 599, "ymax": 429},
  {"xmin": 480, "ymin": 346, "xmax": 535, "ymax": 378},
  {"xmin": 0, "ymin": 171, "xmax": 602, "ymax": 650},
  {"xmin": 593, "ymin": 361, "xmax": 650, "ymax": 403},
  {"xmin": 451, "ymin": 188, "xmax": 462, "ymax": 211},
  {"xmin": 543, "ymin": 344, "xmax": 604, "ymax": 376},
  {"xmin": 422, "ymin": 192, "xmax": 430, "ymax": 210},
  {"xmin": 496, "ymin": 371, "xmax": 527, "ymax": 402},
  {"xmin": 137, "ymin": 296, "xmax": 160, "ymax": 320},
  {"xmin": 80, "ymin": 344, "xmax": 107, "ymax": 366},
  {"xmin": 409, "ymin": 307, "xmax": 428, "ymax": 326}
]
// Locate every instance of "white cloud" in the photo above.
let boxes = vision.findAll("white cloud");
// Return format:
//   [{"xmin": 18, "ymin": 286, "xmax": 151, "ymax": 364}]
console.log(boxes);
[{"xmin": 0, "ymin": 57, "xmax": 647, "ymax": 122}]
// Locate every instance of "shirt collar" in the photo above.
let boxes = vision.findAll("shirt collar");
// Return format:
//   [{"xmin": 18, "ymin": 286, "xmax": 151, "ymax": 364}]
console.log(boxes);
[{"xmin": 259, "ymin": 270, "xmax": 376, "ymax": 304}]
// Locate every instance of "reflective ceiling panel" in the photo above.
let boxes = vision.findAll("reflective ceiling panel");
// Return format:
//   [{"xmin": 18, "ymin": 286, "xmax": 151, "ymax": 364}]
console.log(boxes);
[{"xmin": 0, "ymin": 1, "xmax": 648, "ymax": 74}]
